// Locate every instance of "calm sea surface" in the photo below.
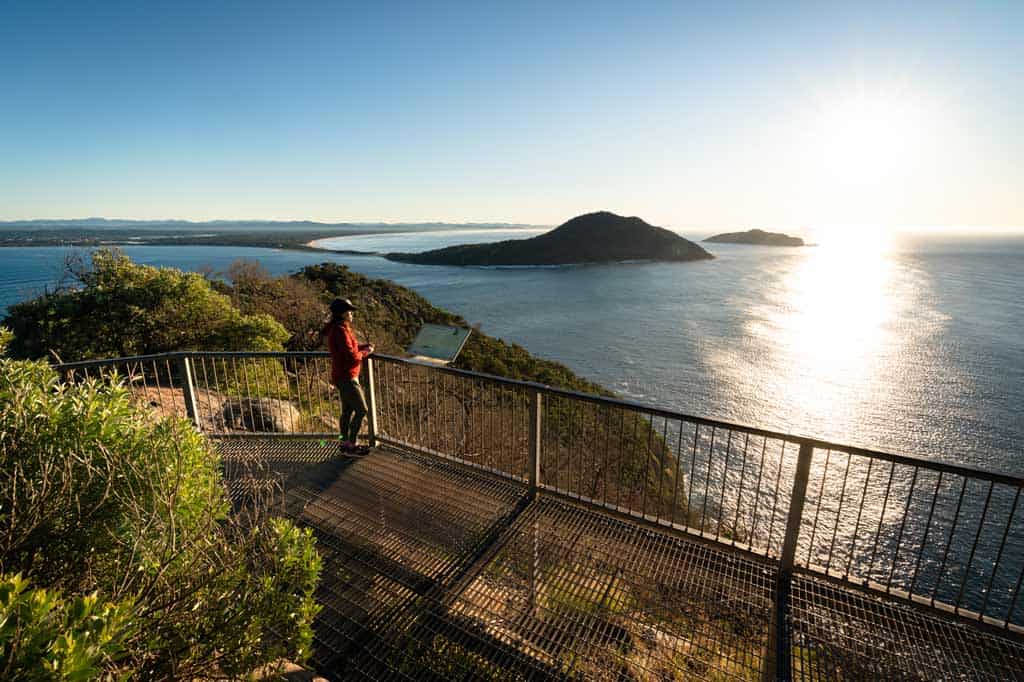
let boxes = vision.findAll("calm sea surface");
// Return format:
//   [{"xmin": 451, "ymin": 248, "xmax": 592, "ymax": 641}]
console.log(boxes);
[{"xmin": 1, "ymin": 231, "xmax": 1021, "ymax": 475}]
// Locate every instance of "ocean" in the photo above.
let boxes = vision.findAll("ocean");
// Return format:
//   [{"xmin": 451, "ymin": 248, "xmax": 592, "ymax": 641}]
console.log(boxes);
[{"xmin": 0, "ymin": 229, "xmax": 1021, "ymax": 476}]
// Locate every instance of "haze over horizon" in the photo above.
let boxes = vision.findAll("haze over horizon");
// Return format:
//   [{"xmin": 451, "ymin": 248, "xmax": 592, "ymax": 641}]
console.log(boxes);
[{"xmin": 2, "ymin": 1, "xmax": 1021, "ymax": 233}]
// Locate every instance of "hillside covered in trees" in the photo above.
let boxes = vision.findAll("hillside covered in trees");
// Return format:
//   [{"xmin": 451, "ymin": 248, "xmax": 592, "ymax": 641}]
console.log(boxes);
[
  {"xmin": 387, "ymin": 211, "xmax": 713, "ymax": 266},
  {"xmin": 3, "ymin": 249, "xmax": 610, "ymax": 396},
  {"xmin": 3, "ymin": 250, "xmax": 683, "ymax": 517}
]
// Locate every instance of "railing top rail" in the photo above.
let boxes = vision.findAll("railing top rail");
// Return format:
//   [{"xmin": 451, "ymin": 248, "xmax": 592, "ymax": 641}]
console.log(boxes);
[
  {"xmin": 54, "ymin": 351, "xmax": 331, "ymax": 369},
  {"xmin": 371, "ymin": 355, "xmax": 1024, "ymax": 488},
  {"xmin": 54, "ymin": 352, "xmax": 188, "ymax": 369},
  {"xmin": 52, "ymin": 350, "xmax": 1024, "ymax": 487}
]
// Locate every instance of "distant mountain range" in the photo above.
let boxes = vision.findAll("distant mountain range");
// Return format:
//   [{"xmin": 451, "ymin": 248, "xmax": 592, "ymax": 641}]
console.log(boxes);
[{"xmin": 387, "ymin": 211, "xmax": 714, "ymax": 266}]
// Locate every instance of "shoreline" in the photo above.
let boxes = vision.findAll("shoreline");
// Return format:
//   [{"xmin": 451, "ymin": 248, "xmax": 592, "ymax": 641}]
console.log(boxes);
[
  {"xmin": 0, "ymin": 229, "xmax": 386, "ymax": 253},
  {"xmin": 0, "ymin": 223, "xmax": 541, "ymax": 253}
]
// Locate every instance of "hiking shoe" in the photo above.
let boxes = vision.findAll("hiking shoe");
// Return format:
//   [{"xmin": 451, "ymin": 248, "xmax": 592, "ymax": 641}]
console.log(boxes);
[{"xmin": 339, "ymin": 441, "xmax": 370, "ymax": 456}]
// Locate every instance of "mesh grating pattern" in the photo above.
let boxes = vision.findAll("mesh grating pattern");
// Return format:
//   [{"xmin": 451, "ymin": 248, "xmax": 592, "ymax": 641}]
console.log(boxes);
[
  {"xmin": 219, "ymin": 439, "xmax": 1024, "ymax": 680},
  {"xmin": 218, "ymin": 438, "xmax": 527, "ymax": 677},
  {"xmin": 360, "ymin": 497, "xmax": 776, "ymax": 681},
  {"xmin": 788, "ymin": 573, "xmax": 1024, "ymax": 681}
]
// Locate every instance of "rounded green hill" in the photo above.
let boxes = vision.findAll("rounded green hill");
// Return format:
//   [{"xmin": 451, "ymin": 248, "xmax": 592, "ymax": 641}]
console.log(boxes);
[{"xmin": 386, "ymin": 211, "xmax": 713, "ymax": 266}]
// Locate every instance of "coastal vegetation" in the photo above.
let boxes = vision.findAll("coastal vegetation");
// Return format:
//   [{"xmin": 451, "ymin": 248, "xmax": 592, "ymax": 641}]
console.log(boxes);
[
  {"xmin": 3, "ymin": 250, "xmax": 287, "ymax": 361},
  {"xmin": 0, "ymin": 329, "xmax": 321, "ymax": 678},
  {"xmin": 2, "ymin": 250, "xmax": 695, "ymax": 519},
  {"xmin": 3, "ymin": 249, "xmax": 683, "ymax": 502},
  {"xmin": 0, "ymin": 251, "xmax": 730, "ymax": 677},
  {"xmin": 387, "ymin": 211, "xmax": 713, "ymax": 266},
  {"xmin": 704, "ymin": 229, "xmax": 804, "ymax": 246}
]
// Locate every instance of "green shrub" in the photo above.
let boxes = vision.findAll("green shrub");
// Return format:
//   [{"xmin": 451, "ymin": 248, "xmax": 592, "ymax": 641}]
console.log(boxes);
[
  {"xmin": 0, "ymin": 348, "xmax": 321, "ymax": 678},
  {"xmin": 0, "ymin": 573, "xmax": 135, "ymax": 680},
  {"xmin": 2, "ymin": 249, "xmax": 288, "ymax": 361}
]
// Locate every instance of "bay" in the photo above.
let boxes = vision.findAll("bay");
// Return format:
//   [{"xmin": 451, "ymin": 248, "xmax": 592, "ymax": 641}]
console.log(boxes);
[{"xmin": 0, "ymin": 231, "xmax": 1021, "ymax": 476}]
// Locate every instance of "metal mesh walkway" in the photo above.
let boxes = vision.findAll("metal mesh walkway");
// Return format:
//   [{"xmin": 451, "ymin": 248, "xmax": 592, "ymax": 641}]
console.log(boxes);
[{"xmin": 217, "ymin": 439, "xmax": 1024, "ymax": 681}]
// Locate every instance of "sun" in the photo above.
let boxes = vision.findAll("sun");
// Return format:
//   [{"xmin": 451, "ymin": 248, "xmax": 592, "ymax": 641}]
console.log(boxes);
[{"xmin": 807, "ymin": 87, "xmax": 927, "ymax": 187}]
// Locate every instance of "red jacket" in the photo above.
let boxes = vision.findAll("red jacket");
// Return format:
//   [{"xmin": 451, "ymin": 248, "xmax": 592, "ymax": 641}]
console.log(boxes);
[{"xmin": 326, "ymin": 322, "xmax": 369, "ymax": 383}]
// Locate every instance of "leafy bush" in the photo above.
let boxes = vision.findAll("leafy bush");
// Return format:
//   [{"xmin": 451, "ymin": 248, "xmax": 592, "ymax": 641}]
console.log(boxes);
[
  {"xmin": 0, "ymin": 573, "xmax": 135, "ymax": 680},
  {"xmin": 0, "ymin": 344, "xmax": 321, "ymax": 678},
  {"xmin": 219, "ymin": 260, "xmax": 328, "ymax": 351},
  {"xmin": 3, "ymin": 249, "xmax": 288, "ymax": 361}
]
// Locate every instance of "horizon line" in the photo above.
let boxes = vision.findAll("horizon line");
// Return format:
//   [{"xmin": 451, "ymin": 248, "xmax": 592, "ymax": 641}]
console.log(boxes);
[{"xmin": 2, "ymin": 215, "xmax": 1024, "ymax": 236}]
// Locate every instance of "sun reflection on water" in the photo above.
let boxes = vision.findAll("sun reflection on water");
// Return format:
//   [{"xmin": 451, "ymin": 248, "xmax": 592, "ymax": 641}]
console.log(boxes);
[
  {"xmin": 779, "ymin": 235, "xmax": 896, "ymax": 384},
  {"xmin": 741, "ymin": 230, "xmax": 905, "ymax": 438}
]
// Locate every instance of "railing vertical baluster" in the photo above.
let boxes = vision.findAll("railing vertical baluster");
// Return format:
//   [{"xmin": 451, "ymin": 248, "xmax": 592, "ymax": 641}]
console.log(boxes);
[
  {"xmin": 749, "ymin": 436, "xmax": 768, "ymax": 553},
  {"xmin": 826, "ymin": 452, "xmax": 851, "ymax": 573},
  {"xmin": 806, "ymin": 448, "xmax": 831, "ymax": 566},
  {"xmin": 887, "ymin": 467, "xmax": 920, "ymax": 590},
  {"xmin": 768, "ymin": 441, "xmax": 785, "ymax": 554},
  {"xmin": 528, "ymin": 390, "xmax": 542, "ymax": 498},
  {"xmin": 981, "ymin": 487, "xmax": 1020, "ymax": 617},
  {"xmin": 764, "ymin": 440, "xmax": 814, "ymax": 682},
  {"xmin": 955, "ymin": 480, "xmax": 995, "ymax": 611},
  {"xmin": 933, "ymin": 476, "xmax": 968, "ymax": 604},
  {"xmin": 669, "ymin": 419, "xmax": 684, "ymax": 527},
  {"xmin": 688, "ymin": 423, "xmax": 700, "ymax": 528},
  {"xmin": 701, "ymin": 427, "xmax": 716, "ymax": 534},
  {"xmin": 179, "ymin": 354, "xmax": 200, "ymax": 429},
  {"xmin": 910, "ymin": 471, "xmax": 944, "ymax": 595},
  {"xmin": 717, "ymin": 430, "xmax": 734, "ymax": 540},
  {"xmin": 847, "ymin": 457, "xmax": 874, "ymax": 578},
  {"xmin": 732, "ymin": 433, "xmax": 750, "ymax": 547},
  {"xmin": 365, "ymin": 357, "xmax": 378, "ymax": 447}
]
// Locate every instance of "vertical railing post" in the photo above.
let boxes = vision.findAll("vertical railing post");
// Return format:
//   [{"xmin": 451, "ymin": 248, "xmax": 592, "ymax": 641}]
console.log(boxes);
[
  {"xmin": 178, "ymin": 354, "xmax": 200, "ymax": 429},
  {"xmin": 365, "ymin": 356, "xmax": 378, "ymax": 447},
  {"xmin": 763, "ymin": 440, "xmax": 815, "ymax": 681},
  {"xmin": 528, "ymin": 389, "xmax": 543, "ymax": 616},
  {"xmin": 528, "ymin": 390, "xmax": 543, "ymax": 498}
]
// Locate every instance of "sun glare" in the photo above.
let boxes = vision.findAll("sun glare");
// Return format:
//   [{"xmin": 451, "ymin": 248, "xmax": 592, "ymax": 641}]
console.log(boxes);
[{"xmin": 808, "ymin": 88, "xmax": 928, "ymax": 187}]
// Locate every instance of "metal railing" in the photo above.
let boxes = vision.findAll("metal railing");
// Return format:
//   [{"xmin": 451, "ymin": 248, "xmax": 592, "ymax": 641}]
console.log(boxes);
[{"xmin": 55, "ymin": 350, "xmax": 1024, "ymax": 675}]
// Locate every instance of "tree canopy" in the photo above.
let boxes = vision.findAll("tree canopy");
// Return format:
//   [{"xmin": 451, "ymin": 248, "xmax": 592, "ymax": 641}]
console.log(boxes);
[{"xmin": 3, "ymin": 249, "xmax": 288, "ymax": 361}]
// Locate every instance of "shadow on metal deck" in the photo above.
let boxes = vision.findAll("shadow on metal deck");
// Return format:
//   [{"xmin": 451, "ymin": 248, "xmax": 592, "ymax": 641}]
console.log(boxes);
[{"xmin": 219, "ymin": 438, "xmax": 1024, "ymax": 681}]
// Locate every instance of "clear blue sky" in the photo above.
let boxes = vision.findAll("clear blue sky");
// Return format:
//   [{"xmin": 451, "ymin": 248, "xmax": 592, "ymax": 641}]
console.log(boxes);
[{"xmin": 1, "ymin": 1, "xmax": 1021, "ymax": 230}]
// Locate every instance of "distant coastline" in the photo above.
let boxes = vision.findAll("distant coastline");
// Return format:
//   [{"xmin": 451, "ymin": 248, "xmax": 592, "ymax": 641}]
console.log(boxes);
[{"xmin": 0, "ymin": 219, "xmax": 540, "ymax": 253}]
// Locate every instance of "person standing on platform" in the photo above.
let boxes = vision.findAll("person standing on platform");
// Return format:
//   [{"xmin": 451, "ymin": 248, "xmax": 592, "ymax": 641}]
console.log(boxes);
[{"xmin": 322, "ymin": 297, "xmax": 374, "ymax": 454}]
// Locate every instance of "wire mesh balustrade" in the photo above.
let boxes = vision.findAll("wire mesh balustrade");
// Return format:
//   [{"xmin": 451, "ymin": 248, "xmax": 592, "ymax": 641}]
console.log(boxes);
[
  {"xmin": 795, "ymin": 444, "xmax": 1024, "ymax": 628},
  {"xmin": 57, "ymin": 353, "xmax": 190, "ymax": 421},
  {"xmin": 528, "ymin": 391, "xmax": 799, "ymax": 558},
  {"xmin": 53, "ymin": 351, "xmax": 1024, "ymax": 644},
  {"xmin": 372, "ymin": 355, "xmax": 531, "ymax": 481}
]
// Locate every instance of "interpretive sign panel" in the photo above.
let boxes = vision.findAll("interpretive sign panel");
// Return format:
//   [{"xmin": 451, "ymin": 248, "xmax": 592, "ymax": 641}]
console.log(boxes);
[{"xmin": 406, "ymin": 324, "xmax": 471, "ymax": 364}]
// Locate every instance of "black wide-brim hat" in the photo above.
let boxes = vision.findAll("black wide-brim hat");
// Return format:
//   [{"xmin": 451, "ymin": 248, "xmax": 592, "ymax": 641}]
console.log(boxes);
[{"xmin": 330, "ymin": 298, "xmax": 357, "ymax": 314}]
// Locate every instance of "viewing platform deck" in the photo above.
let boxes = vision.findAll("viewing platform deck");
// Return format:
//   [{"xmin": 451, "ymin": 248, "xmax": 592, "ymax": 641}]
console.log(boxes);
[
  {"xmin": 220, "ymin": 438, "xmax": 1024, "ymax": 681},
  {"xmin": 58, "ymin": 351, "xmax": 1024, "ymax": 679}
]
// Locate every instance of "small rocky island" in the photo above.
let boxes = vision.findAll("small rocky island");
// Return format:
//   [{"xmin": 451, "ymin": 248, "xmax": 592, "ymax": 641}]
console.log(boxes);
[
  {"xmin": 704, "ymin": 228, "xmax": 804, "ymax": 246},
  {"xmin": 386, "ymin": 211, "xmax": 713, "ymax": 266}
]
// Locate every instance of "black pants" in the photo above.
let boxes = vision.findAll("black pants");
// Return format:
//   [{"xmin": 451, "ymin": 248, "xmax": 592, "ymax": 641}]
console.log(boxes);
[{"xmin": 337, "ymin": 379, "xmax": 368, "ymax": 443}]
